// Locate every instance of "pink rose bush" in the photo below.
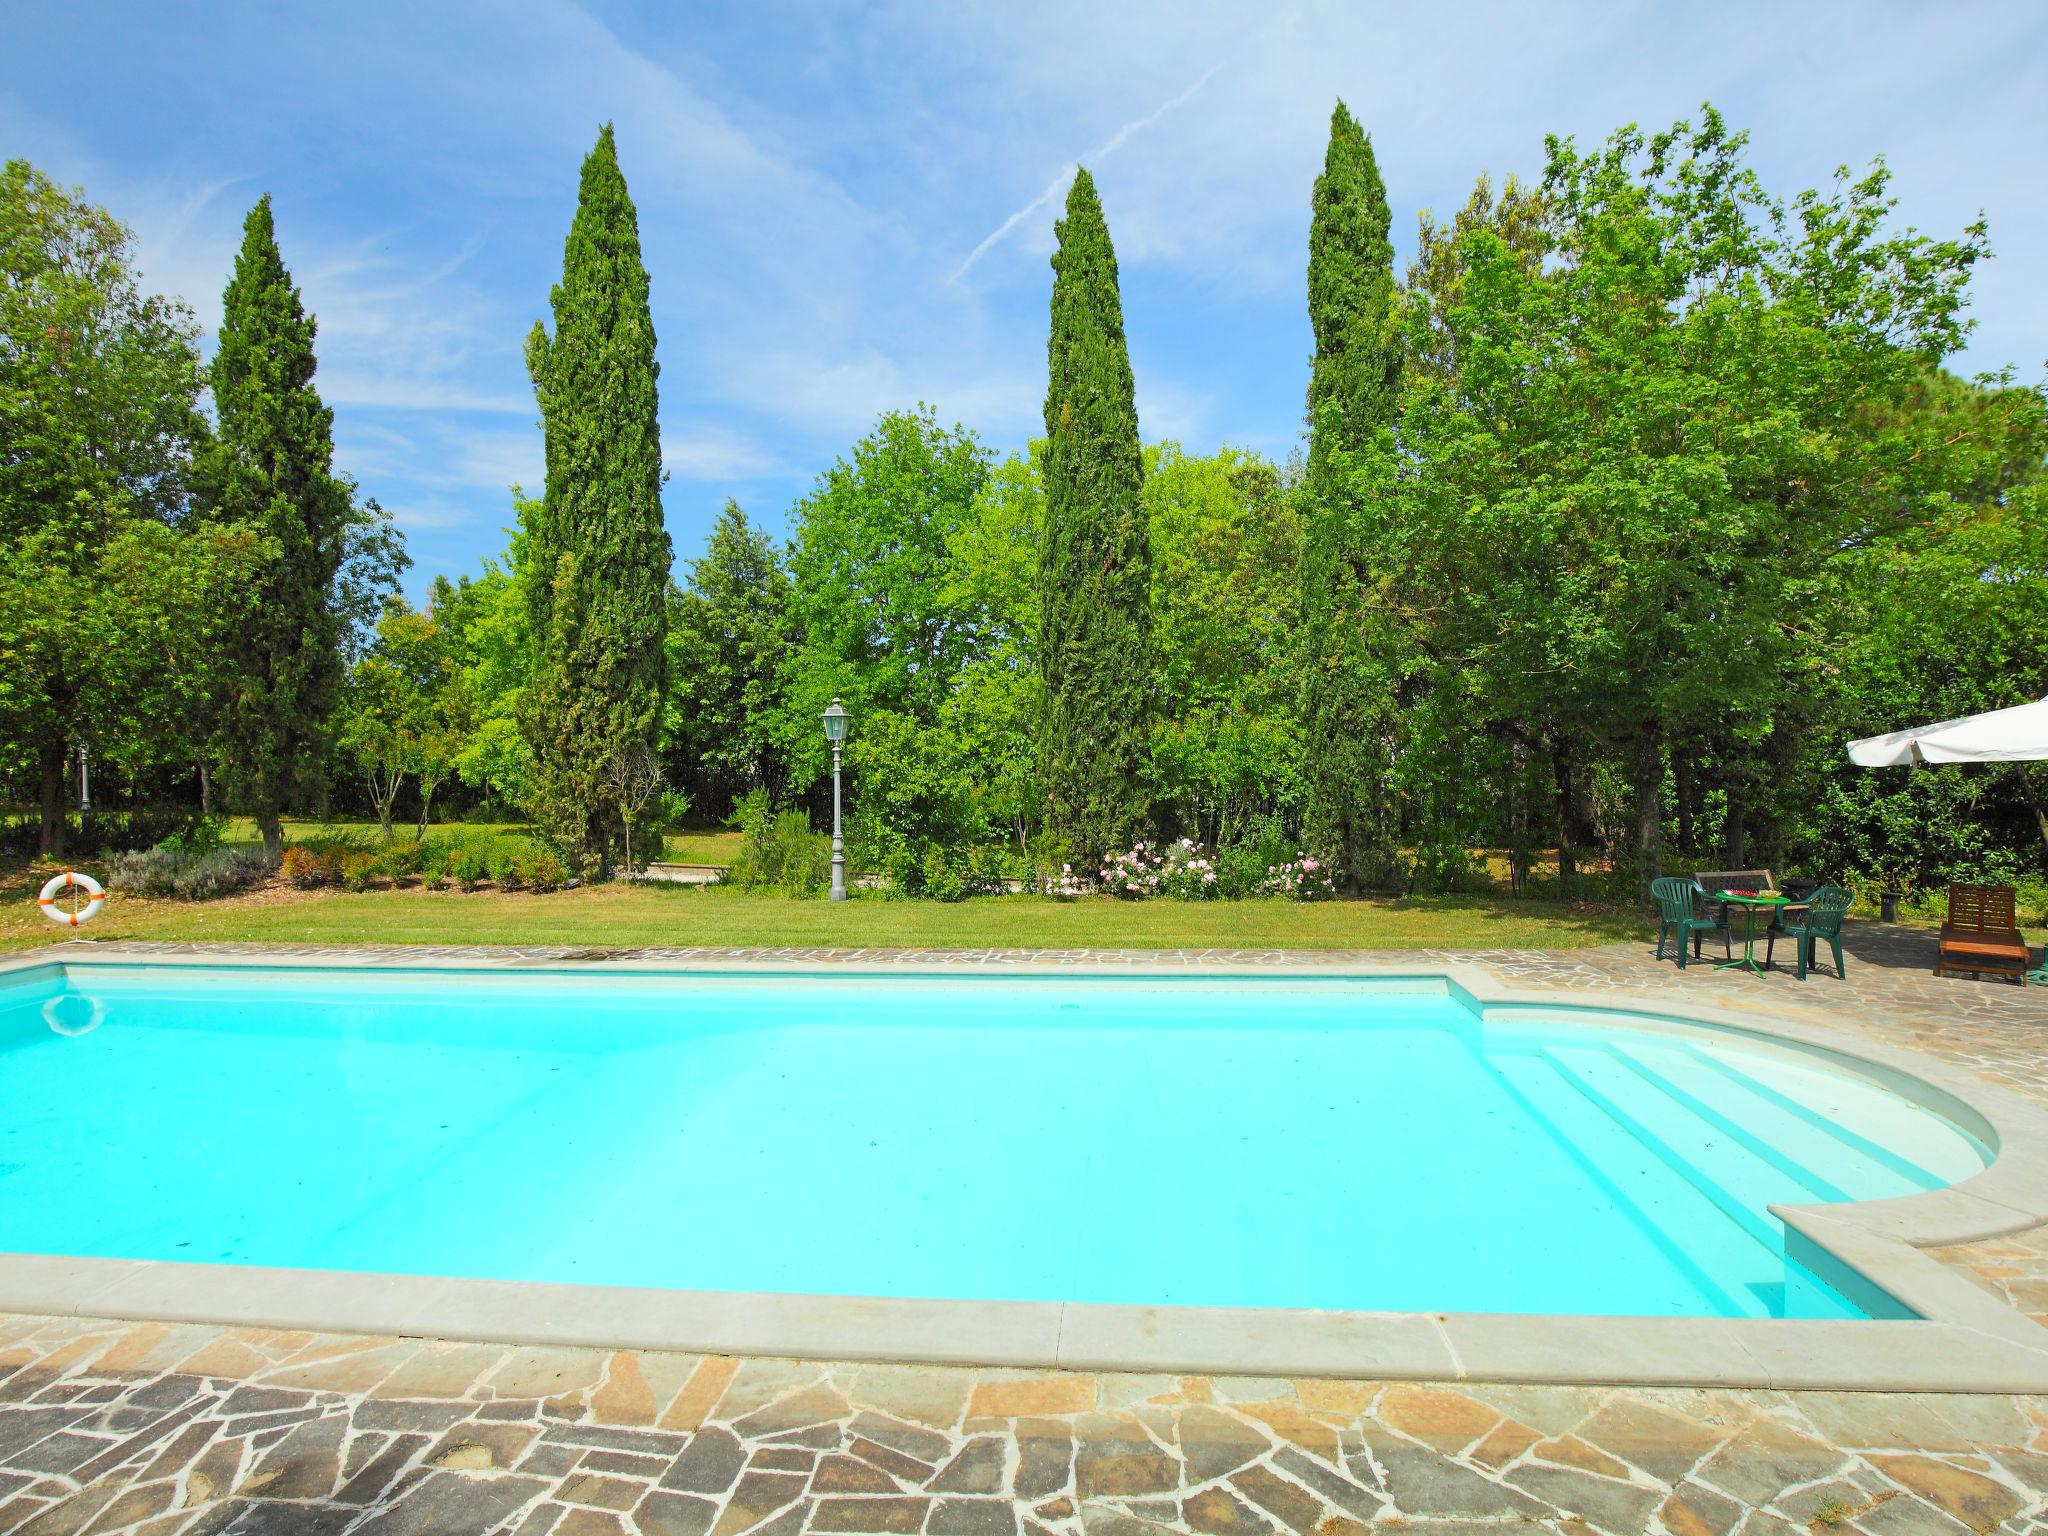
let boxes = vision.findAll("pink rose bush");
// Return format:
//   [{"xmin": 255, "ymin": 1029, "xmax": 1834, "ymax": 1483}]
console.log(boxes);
[
  {"xmin": 1099, "ymin": 837, "xmax": 1220, "ymax": 900},
  {"xmin": 1255, "ymin": 856, "xmax": 1338, "ymax": 901}
]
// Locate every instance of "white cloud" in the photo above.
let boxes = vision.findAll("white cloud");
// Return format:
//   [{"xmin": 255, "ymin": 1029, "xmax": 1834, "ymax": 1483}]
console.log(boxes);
[
  {"xmin": 953, "ymin": 63, "xmax": 1223, "ymax": 282},
  {"xmin": 663, "ymin": 428, "xmax": 783, "ymax": 482}
]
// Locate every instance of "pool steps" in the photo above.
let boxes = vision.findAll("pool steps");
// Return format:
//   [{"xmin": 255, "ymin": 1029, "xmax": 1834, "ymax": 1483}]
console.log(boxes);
[{"xmin": 1491, "ymin": 1039, "xmax": 1946, "ymax": 1318}]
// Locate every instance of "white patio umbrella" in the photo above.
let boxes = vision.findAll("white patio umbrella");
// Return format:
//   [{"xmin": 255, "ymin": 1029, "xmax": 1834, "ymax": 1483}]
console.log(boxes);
[{"xmin": 1847, "ymin": 696, "xmax": 2048, "ymax": 766}]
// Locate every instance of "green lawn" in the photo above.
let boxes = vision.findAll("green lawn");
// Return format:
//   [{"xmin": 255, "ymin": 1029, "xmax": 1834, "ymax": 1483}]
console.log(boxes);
[{"xmin": 2, "ymin": 878, "xmax": 1647, "ymax": 954}]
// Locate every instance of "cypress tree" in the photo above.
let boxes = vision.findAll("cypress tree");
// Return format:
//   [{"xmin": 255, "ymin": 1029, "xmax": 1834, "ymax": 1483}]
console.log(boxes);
[
  {"xmin": 522, "ymin": 124, "xmax": 672, "ymax": 873},
  {"xmin": 205, "ymin": 195, "xmax": 352, "ymax": 858},
  {"xmin": 1037, "ymin": 168, "xmax": 1149, "ymax": 867},
  {"xmin": 1300, "ymin": 102, "xmax": 1402, "ymax": 890}
]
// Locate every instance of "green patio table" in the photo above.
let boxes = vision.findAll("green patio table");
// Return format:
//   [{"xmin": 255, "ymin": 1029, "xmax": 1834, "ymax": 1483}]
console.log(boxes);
[{"xmin": 1715, "ymin": 891, "xmax": 1790, "ymax": 975}]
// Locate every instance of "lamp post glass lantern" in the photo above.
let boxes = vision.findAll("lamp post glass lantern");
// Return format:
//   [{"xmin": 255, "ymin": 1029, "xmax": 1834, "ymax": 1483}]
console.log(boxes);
[{"xmin": 823, "ymin": 699, "xmax": 850, "ymax": 901}]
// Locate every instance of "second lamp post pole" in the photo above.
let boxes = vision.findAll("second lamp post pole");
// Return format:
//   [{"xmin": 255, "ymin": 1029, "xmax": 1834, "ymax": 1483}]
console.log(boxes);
[{"xmin": 823, "ymin": 697, "xmax": 849, "ymax": 902}]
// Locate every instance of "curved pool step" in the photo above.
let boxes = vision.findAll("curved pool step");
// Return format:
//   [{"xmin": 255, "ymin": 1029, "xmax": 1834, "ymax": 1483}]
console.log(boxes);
[
  {"xmin": 1488, "ymin": 1050, "xmax": 1776, "ymax": 1318},
  {"xmin": 1538, "ymin": 1045, "xmax": 1836, "ymax": 1251}
]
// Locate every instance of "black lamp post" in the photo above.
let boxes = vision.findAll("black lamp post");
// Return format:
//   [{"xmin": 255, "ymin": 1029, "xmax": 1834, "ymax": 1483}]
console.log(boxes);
[{"xmin": 823, "ymin": 698, "xmax": 850, "ymax": 902}]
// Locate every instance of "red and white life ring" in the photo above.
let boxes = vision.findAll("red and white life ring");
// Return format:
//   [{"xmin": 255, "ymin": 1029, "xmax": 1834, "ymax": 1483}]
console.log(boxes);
[{"xmin": 38, "ymin": 870, "xmax": 105, "ymax": 927}]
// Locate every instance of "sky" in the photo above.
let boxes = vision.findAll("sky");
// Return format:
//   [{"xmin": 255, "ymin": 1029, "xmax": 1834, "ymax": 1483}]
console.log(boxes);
[{"xmin": 7, "ymin": 1, "xmax": 2046, "ymax": 594}]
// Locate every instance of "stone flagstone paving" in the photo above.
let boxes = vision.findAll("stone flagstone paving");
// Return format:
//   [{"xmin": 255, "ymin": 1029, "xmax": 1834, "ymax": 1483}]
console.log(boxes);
[
  {"xmin": 0, "ymin": 1315, "xmax": 2045, "ymax": 1535},
  {"xmin": 5, "ymin": 928, "xmax": 2048, "ymax": 1532}
]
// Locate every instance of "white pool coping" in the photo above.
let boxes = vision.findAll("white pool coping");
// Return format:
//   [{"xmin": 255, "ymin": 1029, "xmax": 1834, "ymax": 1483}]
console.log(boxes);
[{"xmin": 4, "ymin": 945, "xmax": 2047, "ymax": 1394}]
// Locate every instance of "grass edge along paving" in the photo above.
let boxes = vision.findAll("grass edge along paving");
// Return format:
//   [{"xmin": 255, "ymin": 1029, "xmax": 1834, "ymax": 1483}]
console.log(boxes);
[{"xmin": 0, "ymin": 882, "xmax": 1648, "ymax": 954}]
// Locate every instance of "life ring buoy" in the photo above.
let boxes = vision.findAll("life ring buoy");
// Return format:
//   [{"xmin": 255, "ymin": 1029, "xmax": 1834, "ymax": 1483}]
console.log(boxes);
[{"xmin": 38, "ymin": 870, "xmax": 105, "ymax": 927}]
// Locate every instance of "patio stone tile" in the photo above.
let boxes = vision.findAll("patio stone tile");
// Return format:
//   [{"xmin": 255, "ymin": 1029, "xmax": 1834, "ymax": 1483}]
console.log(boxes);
[
  {"xmin": 965, "ymin": 1380, "xmax": 1094, "ymax": 1422},
  {"xmin": 1069, "ymin": 1416, "xmax": 1177, "ymax": 1501},
  {"xmin": 377, "ymin": 1344, "xmax": 506, "ymax": 1401},
  {"xmin": 1373, "ymin": 1386, "xmax": 1496, "ymax": 1452},
  {"xmin": 927, "ymin": 1496, "xmax": 1018, "ymax": 1536},
  {"xmin": 1170, "ymin": 1407, "xmax": 1267, "ymax": 1485},
  {"xmin": 928, "ymin": 1437, "xmax": 1005, "ymax": 1494},
  {"xmin": 706, "ymin": 1470, "xmax": 807, "ymax": 1536},
  {"xmin": 236, "ymin": 1410, "xmax": 345, "ymax": 1499},
  {"xmin": 1266, "ymin": 1447, "xmax": 1382, "ymax": 1520},
  {"xmin": 1502, "ymin": 1462, "xmax": 1661, "ymax": 1533},
  {"xmin": 811, "ymin": 1456, "xmax": 898, "ymax": 1495},
  {"xmin": 1011, "ymin": 1423, "xmax": 1071, "ymax": 1502},
  {"xmin": 636, "ymin": 1489, "xmax": 719, "ymax": 1536},
  {"xmin": 809, "ymin": 1495, "xmax": 928, "ymax": 1532},
  {"xmin": 1694, "ymin": 1413, "xmax": 1856, "ymax": 1508},
  {"xmin": 846, "ymin": 1415, "xmax": 949, "ymax": 1468},
  {"xmin": 425, "ymin": 1418, "xmax": 537, "ymax": 1470},
  {"xmin": 1864, "ymin": 1453, "xmax": 2027, "ymax": 1531},
  {"xmin": 732, "ymin": 1386, "xmax": 851, "ymax": 1443},
  {"xmin": 713, "ymin": 1364, "xmax": 823, "ymax": 1425},
  {"xmin": 661, "ymin": 1428, "xmax": 746, "ymax": 1495},
  {"xmin": 333, "ymin": 1431, "xmax": 428, "ymax": 1504},
  {"xmin": 838, "ymin": 1367, "xmax": 969, "ymax": 1433},
  {"xmin": 1180, "ymin": 1486, "xmax": 1269, "ymax": 1536},
  {"xmin": 484, "ymin": 1349, "xmax": 610, "ymax": 1402},
  {"xmin": 555, "ymin": 1471, "xmax": 644, "ymax": 1510},
  {"xmin": 351, "ymin": 1470, "xmax": 550, "ymax": 1533},
  {"xmin": 1223, "ymin": 1465, "xmax": 1320, "ymax": 1533},
  {"xmin": 1223, "ymin": 1403, "xmax": 1334, "ymax": 1464},
  {"xmin": 589, "ymin": 1353, "xmax": 657, "ymax": 1428},
  {"xmin": 1656, "ymin": 1480, "xmax": 1745, "ymax": 1536},
  {"xmin": 76, "ymin": 1478, "xmax": 174, "ymax": 1531}
]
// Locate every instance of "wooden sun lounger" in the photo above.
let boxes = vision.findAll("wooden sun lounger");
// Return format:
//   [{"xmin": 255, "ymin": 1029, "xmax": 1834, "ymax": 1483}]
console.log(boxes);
[{"xmin": 1936, "ymin": 884, "xmax": 2031, "ymax": 985}]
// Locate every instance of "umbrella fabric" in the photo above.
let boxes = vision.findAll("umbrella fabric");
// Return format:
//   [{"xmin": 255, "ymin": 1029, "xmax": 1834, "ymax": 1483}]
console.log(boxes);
[{"xmin": 1847, "ymin": 696, "xmax": 2048, "ymax": 766}]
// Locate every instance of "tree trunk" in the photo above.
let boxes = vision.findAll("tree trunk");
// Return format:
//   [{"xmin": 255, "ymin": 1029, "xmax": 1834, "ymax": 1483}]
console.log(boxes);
[
  {"xmin": 417, "ymin": 780, "xmax": 438, "ymax": 842},
  {"xmin": 1723, "ymin": 780, "xmax": 1745, "ymax": 868},
  {"xmin": 199, "ymin": 763, "xmax": 212, "ymax": 815},
  {"xmin": 1508, "ymin": 740, "xmax": 1529, "ymax": 896},
  {"xmin": 37, "ymin": 739, "xmax": 68, "ymax": 859},
  {"xmin": 1674, "ymin": 756, "xmax": 1694, "ymax": 854},
  {"xmin": 2016, "ymin": 764, "xmax": 2048, "ymax": 867},
  {"xmin": 1633, "ymin": 732, "xmax": 1663, "ymax": 906},
  {"xmin": 256, "ymin": 806, "xmax": 283, "ymax": 860},
  {"xmin": 1552, "ymin": 744, "xmax": 1577, "ymax": 893}
]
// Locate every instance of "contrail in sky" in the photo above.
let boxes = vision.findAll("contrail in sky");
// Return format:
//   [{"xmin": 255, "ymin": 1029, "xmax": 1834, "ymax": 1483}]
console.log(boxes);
[{"xmin": 951, "ymin": 64, "xmax": 1222, "ymax": 283}]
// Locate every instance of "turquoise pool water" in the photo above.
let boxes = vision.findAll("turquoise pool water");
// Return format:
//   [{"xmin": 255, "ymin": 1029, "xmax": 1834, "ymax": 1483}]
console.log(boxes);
[{"xmin": 0, "ymin": 965, "xmax": 1989, "ymax": 1319}]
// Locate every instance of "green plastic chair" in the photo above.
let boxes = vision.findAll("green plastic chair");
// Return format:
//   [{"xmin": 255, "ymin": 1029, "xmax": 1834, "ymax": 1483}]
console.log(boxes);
[
  {"xmin": 1769, "ymin": 886, "xmax": 1853, "ymax": 979},
  {"xmin": 1652, "ymin": 877, "xmax": 1719, "ymax": 968}
]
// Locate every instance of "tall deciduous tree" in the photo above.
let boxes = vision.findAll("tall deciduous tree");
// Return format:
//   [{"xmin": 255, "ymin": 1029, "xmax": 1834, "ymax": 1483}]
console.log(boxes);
[
  {"xmin": 201, "ymin": 195, "xmax": 366, "ymax": 858},
  {"xmin": 0, "ymin": 161, "xmax": 243, "ymax": 854},
  {"xmin": 1037, "ymin": 167, "xmax": 1149, "ymax": 866},
  {"xmin": 1299, "ymin": 101, "xmax": 1402, "ymax": 890},
  {"xmin": 664, "ymin": 500, "xmax": 791, "ymax": 816},
  {"xmin": 522, "ymin": 124, "xmax": 672, "ymax": 873}
]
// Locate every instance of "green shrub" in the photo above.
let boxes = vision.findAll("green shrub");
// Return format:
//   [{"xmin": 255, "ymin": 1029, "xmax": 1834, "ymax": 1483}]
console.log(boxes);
[
  {"xmin": 339, "ymin": 852, "xmax": 380, "ymax": 892},
  {"xmin": 155, "ymin": 814, "xmax": 227, "ymax": 858},
  {"xmin": 657, "ymin": 787, "xmax": 693, "ymax": 830},
  {"xmin": 487, "ymin": 844, "xmax": 522, "ymax": 890},
  {"xmin": 451, "ymin": 844, "xmax": 490, "ymax": 891},
  {"xmin": 280, "ymin": 846, "xmax": 326, "ymax": 889},
  {"xmin": 107, "ymin": 845, "xmax": 277, "ymax": 900},
  {"xmin": 725, "ymin": 794, "xmax": 829, "ymax": 896},
  {"xmin": 1216, "ymin": 815, "xmax": 1298, "ymax": 899},
  {"xmin": 920, "ymin": 844, "xmax": 967, "ymax": 902},
  {"xmin": 962, "ymin": 843, "xmax": 1018, "ymax": 897},
  {"xmin": 419, "ymin": 840, "xmax": 452, "ymax": 890},
  {"xmin": 519, "ymin": 850, "xmax": 567, "ymax": 893},
  {"xmin": 379, "ymin": 840, "xmax": 426, "ymax": 881}
]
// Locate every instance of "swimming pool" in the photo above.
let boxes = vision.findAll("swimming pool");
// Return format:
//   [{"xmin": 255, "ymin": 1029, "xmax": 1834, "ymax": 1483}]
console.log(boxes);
[{"xmin": 0, "ymin": 963, "xmax": 1989, "ymax": 1322}]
